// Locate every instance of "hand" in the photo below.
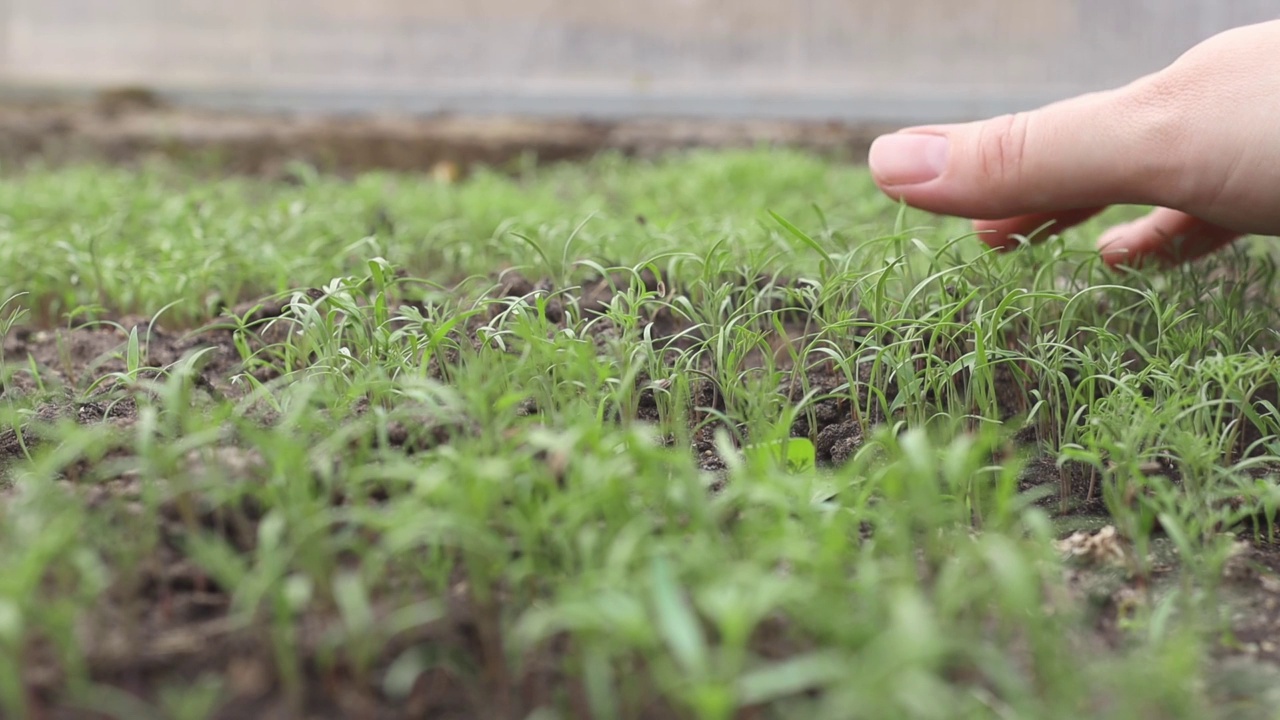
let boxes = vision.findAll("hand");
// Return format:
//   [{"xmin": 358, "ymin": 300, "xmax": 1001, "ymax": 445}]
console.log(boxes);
[{"xmin": 866, "ymin": 19, "xmax": 1280, "ymax": 268}]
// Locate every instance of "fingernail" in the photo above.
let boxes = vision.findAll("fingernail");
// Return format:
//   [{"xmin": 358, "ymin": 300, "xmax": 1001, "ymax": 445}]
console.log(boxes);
[
  {"xmin": 1096, "ymin": 226, "xmax": 1144, "ymax": 268},
  {"xmin": 869, "ymin": 133, "xmax": 949, "ymax": 185},
  {"xmin": 1096, "ymin": 223, "xmax": 1134, "ymax": 255}
]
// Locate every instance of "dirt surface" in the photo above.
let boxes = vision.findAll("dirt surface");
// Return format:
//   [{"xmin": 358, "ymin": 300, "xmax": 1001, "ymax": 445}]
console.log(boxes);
[
  {"xmin": 0, "ymin": 92, "xmax": 892, "ymax": 177},
  {"xmin": 3, "ymin": 90, "xmax": 1276, "ymax": 717},
  {"xmin": 4, "ymin": 271, "xmax": 1280, "ymax": 718}
]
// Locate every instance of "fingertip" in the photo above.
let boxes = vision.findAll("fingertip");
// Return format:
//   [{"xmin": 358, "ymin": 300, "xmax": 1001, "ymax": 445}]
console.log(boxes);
[
  {"xmin": 1096, "ymin": 221, "xmax": 1136, "ymax": 260},
  {"xmin": 1097, "ymin": 220, "xmax": 1170, "ymax": 270},
  {"xmin": 1095, "ymin": 210, "xmax": 1242, "ymax": 269},
  {"xmin": 868, "ymin": 132, "xmax": 950, "ymax": 188},
  {"xmin": 972, "ymin": 207, "xmax": 1109, "ymax": 252},
  {"xmin": 971, "ymin": 220, "xmax": 1020, "ymax": 251}
]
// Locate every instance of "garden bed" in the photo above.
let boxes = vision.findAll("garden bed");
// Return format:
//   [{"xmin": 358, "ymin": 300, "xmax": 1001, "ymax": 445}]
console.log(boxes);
[{"xmin": 1, "ymin": 151, "xmax": 1280, "ymax": 718}]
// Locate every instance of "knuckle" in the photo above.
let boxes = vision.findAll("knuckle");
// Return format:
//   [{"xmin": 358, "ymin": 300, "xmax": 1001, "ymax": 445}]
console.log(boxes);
[
  {"xmin": 1124, "ymin": 70, "xmax": 1187, "ymax": 113},
  {"xmin": 974, "ymin": 113, "xmax": 1031, "ymax": 186},
  {"xmin": 1116, "ymin": 74, "xmax": 1199, "ymax": 204}
]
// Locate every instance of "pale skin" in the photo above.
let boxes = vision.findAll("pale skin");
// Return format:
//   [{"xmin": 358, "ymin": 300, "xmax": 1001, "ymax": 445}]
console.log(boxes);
[{"xmin": 867, "ymin": 19, "xmax": 1280, "ymax": 268}]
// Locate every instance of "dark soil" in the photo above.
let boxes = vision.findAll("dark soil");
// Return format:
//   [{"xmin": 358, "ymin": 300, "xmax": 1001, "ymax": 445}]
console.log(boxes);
[
  {"xmin": 3, "ymin": 270, "xmax": 1280, "ymax": 719},
  {"xmin": 0, "ymin": 95, "xmax": 892, "ymax": 178}
]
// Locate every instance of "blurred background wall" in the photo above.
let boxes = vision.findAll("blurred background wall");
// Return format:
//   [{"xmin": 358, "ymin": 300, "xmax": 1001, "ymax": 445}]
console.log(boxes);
[{"xmin": 0, "ymin": 0, "xmax": 1275, "ymax": 123}]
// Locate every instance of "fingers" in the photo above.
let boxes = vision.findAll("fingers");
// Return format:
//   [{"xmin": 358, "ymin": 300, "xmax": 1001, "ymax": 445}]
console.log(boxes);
[
  {"xmin": 972, "ymin": 206, "xmax": 1244, "ymax": 268},
  {"xmin": 1097, "ymin": 207, "xmax": 1242, "ymax": 269},
  {"xmin": 866, "ymin": 19, "xmax": 1280, "ymax": 269},
  {"xmin": 972, "ymin": 207, "xmax": 1108, "ymax": 250},
  {"xmin": 867, "ymin": 83, "xmax": 1179, "ymax": 220}
]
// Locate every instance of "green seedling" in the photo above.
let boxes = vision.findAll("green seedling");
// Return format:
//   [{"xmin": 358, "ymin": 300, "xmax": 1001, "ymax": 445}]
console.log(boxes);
[
  {"xmin": 743, "ymin": 437, "xmax": 817, "ymax": 474},
  {"xmin": 0, "ymin": 151, "xmax": 1274, "ymax": 719}
]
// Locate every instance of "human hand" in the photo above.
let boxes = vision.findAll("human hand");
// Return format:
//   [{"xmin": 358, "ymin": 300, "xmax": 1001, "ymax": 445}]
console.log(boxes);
[{"xmin": 867, "ymin": 19, "xmax": 1280, "ymax": 268}]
